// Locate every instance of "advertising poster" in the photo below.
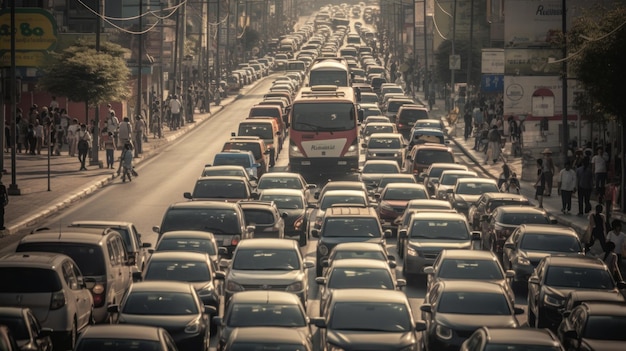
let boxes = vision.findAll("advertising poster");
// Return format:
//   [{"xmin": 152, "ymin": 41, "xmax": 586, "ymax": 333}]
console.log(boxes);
[
  {"xmin": 504, "ymin": 0, "xmax": 562, "ymax": 48},
  {"xmin": 503, "ymin": 76, "xmax": 577, "ymax": 119},
  {"xmin": 481, "ymin": 49, "xmax": 505, "ymax": 74},
  {"xmin": 504, "ymin": 49, "xmax": 563, "ymax": 76}
]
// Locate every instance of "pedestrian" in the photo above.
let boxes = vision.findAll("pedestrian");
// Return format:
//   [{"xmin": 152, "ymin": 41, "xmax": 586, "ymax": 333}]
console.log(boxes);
[
  {"xmin": 0, "ymin": 174, "xmax": 7, "ymax": 230},
  {"xmin": 472, "ymin": 104, "xmax": 484, "ymax": 128},
  {"xmin": 463, "ymin": 105, "xmax": 473, "ymax": 141},
  {"xmin": 59, "ymin": 109, "xmax": 70, "ymax": 146},
  {"xmin": 557, "ymin": 161, "xmax": 576, "ymax": 214},
  {"xmin": 603, "ymin": 242, "xmax": 623, "ymax": 281},
  {"xmin": 49, "ymin": 95, "xmax": 59, "ymax": 111},
  {"xmin": 117, "ymin": 143, "xmax": 134, "ymax": 182},
  {"xmin": 67, "ymin": 118, "xmax": 79, "ymax": 157},
  {"xmin": 485, "ymin": 125, "xmax": 501, "ymax": 165},
  {"xmin": 100, "ymin": 130, "xmax": 116, "ymax": 169},
  {"xmin": 534, "ymin": 158, "xmax": 545, "ymax": 208},
  {"xmin": 16, "ymin": 113, "xmax": 28, "ymax": 153},
  {"xmin": 573, "ymin": 148, "xmax": 585, "ymax": 168},
  {"xmin": 133, "ymin": 115, "xmax": 146, "ymax": 157},
  {"xmin": 586, "ymin": 204, "xmax": 607, "ymax": 255},
  {"xmin": 33, "ymin": 119, "xmax": 44, "ymax": 155},
  {"xmin": 607, "ymin": 220, "xmax": 625, "ymax": 264},
  {"xmin": 576, "ymin": 157, "xmax": 593, "ymax": 216},
  {"xmin": 106, "ymin": 111, "xmax": 120, "ymax": 145},
  {"xmin": 168, "ymin": 94, "xmax": 182, "ymax": 130},
  {"xmin": 76, "ymin": 123, "xmax": 92, "ymax": 171},
  {"xmin": 591, "ymin": 146, "xmax": 609, "ymax": 202},
  {"xmin": 118, "ymin": 117, "xmax": 133, "ymax": 148},
  {"xmin": 541, "ymin": 149, "xmax": 555, "ymax": 196},
  {"xmin": 26, "ymin": 124, "xmax": 36, "ymax": 155}
]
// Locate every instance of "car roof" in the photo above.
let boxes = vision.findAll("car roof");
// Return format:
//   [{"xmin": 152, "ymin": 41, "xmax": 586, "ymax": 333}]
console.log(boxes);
[
  {"xmin": 229, "ymin": 327, "xmax": 307, "ymax": 344},
  {"xmin": 482, "ymin": 328, "xmax": 561, "ymax": 346},
  {"xmin": 456, "ymin": 177, "xmax": 497, "ymax": 184},
  {"xmin": 407, "ymin": 199, "xmax": 453, "ymax": 208},
  {"xmin": 495, "ymin": 205, "xmax": 545, "ymax": 214},
  {"xmin": 129, "ymin": 281, "xmax": 194, "ymax": 293},
  {"xmin": 69, "ymin": 220, "xmax": 133, "ymax": 228},
  {"xmin": 439, "ymin": 249, "xmax": 499, "ymax": 260},
  {"xmin": 481, "ymin": 193, "xmax": 529, "ymax": 201},
  {"xmin": 322, "ymin": 190, "xmax": 367, "ymax": 197},
  {"xmin": 236, "ymin": 238, "xmax": 297, "ymax": 249},
  {"xmin": 330, "ymin": 258, "xmax": 389, "ymax": 269},
  {"xmin": 332, "ymin": 242, "xmax": 385, "ymax": 252},
  {"xmin": 148, "ymin": 251, "xmax": 209, "ymax": 261},
  {"xmin": 579, "ymin": 302, "xmax": 626, "ymax": 316},
  {"xmin": 368, "ymin": 133, "xmax": 403, "ymax": 139},
  {"xmin": 326, "ymin": 206, "xmax": 376, "ymax": 217},
  {"xmin": 196, "ymin": 176, "xmax": 248, "ymax": 182},
  {"xmin": 159, "ymin": 230, "xmax": 216, "ymax": 239},
  {"xmin": 18, "ymin": 229, "xmax": 119, "ymax": 245},
  {"xmin": 543, "ymin": 255, "xmax": 607, "ymax": 268},
  {"xmin": 429, "ymin": 163, "xmax": 467, "ymax": 170},
  {"xmin": 412, "ymin": 143, "xmax": 451, "ymax": 151},
  {"xmin": 259, "ymin": 188, "xmax": 305, "ymax": 197},
  {"xmin": 364, "ymin": 122, "xmax": 395, "ymax": 127},
  {"xmin": 330, "ymin": 289, "xmax": 408, "ymax": 303},
  {"xmin": 203, "ymin": 165, "xmax": 248, "ymax": 171},
  {"xmin": 383, "ymin": 183, "xmax": 425, "ymax": 189},
  {"xmin": 80, "ymin": 325, "xmax": 163, "ymax": 340},
  {"xmin": 259, "ymin": 172, "xmax": 302, "ymax": 179},
  {"xmin": 440, "ymin": 170, "xmax": 478, "ymax": 177},
  {"xmin": 380, "ymin": 174, "xmax": 417, "ymax": 180},
  {"xmin": 411, "ymin": 212, "xmax": 467, "ymax": 221},
  {"xmin": 0, "ymin": 252, "xmax": 71, "ymax": 267},
  {"xmin": 438, "ymin": 280, "xmax": 506, "ymax": 294},
  {"xmin": 322, "ymin": 181, "xmax": 366, "ymax": 189},
  {"xmin": 567, "ymin": 290, "xmax": 626, "ymax": 304},
  {"xmin": 363, "ymin": 160, "xmax": 401, "ymax": 166},
  {"xmin": 517, "ymin": 224, "xmax": 577, "ymax": 236},
  {"xmin": 167, "ymin": 200, "xmax": 240, "ymax": 210},
  {"xmin": 229, "ymin": 291, "xmax": 303, "ymax": 305}
]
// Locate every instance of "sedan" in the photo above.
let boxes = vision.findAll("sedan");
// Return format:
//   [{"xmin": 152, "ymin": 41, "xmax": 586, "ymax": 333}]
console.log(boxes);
[
  {"xmin": 361, "ymin": 122, "xmax": 397, "ymax": 143},
  {"xmin": 154, "ymin": 230, "xmax": 219, "ymax": 269},
  {"xmin": 74, "ymin": 325, "xmax": 178, "ymax": 351},
  {"xmin": 222, "ymin": 327, "xmax": 314, "ymax": 351},
  {"xmin": 256, "ymin": 172, "xmax": 316, "ymax": 196},
  {"xmin": 308, "ymin": 189, "xmax": 371, "ymax": 234},
  {"xmin": 0, "ymin": 307, "xmax": 52, "ymax": 351},
  {"xmin": 421, "ymin": 281, "xmax": 523, "ymax": 351},
  {"xmin": 482, "ymin": 206, "xmax": 556, "ymax": 254},
  {"xmin": 467, "ymin": 192, "xmax": 530, "ymax": 230},
  {"xmin": 421, "ymin": 163, "xmax": 469, "ymax": 198},
  {"xmin": 321, "ymin": 242, "xmax": 396, "ymax": 271},
  {"xmin": 184, "ymin": 176, "xmax": 256, "ymax": 202},
  {"xmin": 213, "ymin": 291, "xmax": 311, "ymax": 351},
  {"xmin": 358, "ymin": 160, "xmax": 402, "ymax": 192},
  {"xmin": 557, "ymin": 302, "xmax": 626, "ymax": 350},
  {"xmin": 259, "ymin": 188, "xmax": 308, "ymax": 246},
  {"xmin": 460, "ymin": 327, "xmax": 564, "ymax": 351},
  {"xmin": 312, "ymin": 289, "xmax": 426, "ymax": 351},
  {"xmin": 434, "ymin": 170, "xmax": 478, "ymax": 201},
  {"xmin": 375, "ymin": 183, "xmax": 428, "ymax": 234},
  {"xmin": 363, "ymin": 133, "xmax": 407, "ymax": 168},
  {"xmin": 200, "ymin": 165, "xmax": 257, "ymax": 184},
  {"xmin": 372, "ymin": 173, "xmax": 418, "ymax": 195},
  {"xmin": 108, "ymin": 281, "xmax": 214, "ymax": 351},
  {"xmin": 447, "ymin": 178, "xmax": 500, "ymax": 216}
]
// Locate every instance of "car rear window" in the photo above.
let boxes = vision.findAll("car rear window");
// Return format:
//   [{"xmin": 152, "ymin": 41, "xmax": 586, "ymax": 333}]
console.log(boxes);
[
  {"xmin": 161, "ymin": 208, "xmax": 241, "ymax": 235},
  {"xmin": 16, "ymin": 243, "xmax": 106, "ymax": 276},
  {"xmin": 0, "ymin": 267, "xmax": 62, "ymax": 292},
  {"xmin": 415, "ymin": 150, "xmax": 454, "ymax": 165},
  {"xmin": 156, "ymin": 238, "xmax": 217, "ymax": 255},
  {"xmin": 223, "ymin": 142, "xmax": 262, "ymax": 159},
  {"xmin": 399, "ymin": 109, "xmax": 429, "ymax": 125},
  {"xmin": 193, "ymin": 179, "xmax": 247, "ymax": 198},
  {"xmin": 242, "ymin": 209, "xmax": 275, "ymax": 225},
  {"xmin": 238, "ymin": 124, "xmax": 273, "ymax": 140},
  {"xmin": 214, "ymin": 155, "xmax": 251, "ymax": 168},
  {"xmin": 250, "ymin": 108, "xmax": 280, "ymax": 118}
]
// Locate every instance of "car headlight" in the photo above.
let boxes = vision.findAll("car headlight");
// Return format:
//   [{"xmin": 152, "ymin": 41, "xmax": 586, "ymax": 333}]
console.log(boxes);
[
  {"xmin": 516, "ymin": 256, "xmax": 531, "ymax": 265},
  {"xmin": 328, "ymin": 345, "xmax": 346, "ymax": 351},
  {"xmin": 435, "ymin": 324, "xmax": 453, "ymax": 340},
  {"xmin": 318, "ymin": 244, "xmax": 329, "ymax": 256},
  {"xmin": 286, "ymin": 281, "xmax": 304, "ymax": 292},
  {"xmin": 226, "ymin": 281, "xmax": 244, "ymax": 292},
  {"xmin": 345, "ymin": 143, "xmax": 358, "ymax": 157},
  {"xmin": 544, "ymin": 294, "xmax": 565, "ymax": 307},
  {"xmin": 407, "ymin": 247, "xmax": 417, "ymax": 256},
  {"xmin": 184, "ymin": 318, "xmax": 201, "ymax": 334},
  {"xmin": 289, "ymin": 142, "xmax": 304, "ymax": 157}
]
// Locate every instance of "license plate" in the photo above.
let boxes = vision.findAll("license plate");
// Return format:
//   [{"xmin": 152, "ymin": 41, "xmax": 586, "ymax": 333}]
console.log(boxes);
[
  {"xmin": 337, "ymin": 161, "xmax": 347, "ymax": 165},
  {"xmin": 301, "ymin": 161, "xmax": 311, "ymax": 165}
]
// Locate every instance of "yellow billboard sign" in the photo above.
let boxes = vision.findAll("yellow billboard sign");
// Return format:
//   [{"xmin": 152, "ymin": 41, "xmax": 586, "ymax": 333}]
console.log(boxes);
[{"xmin": 0, "ymin": 8, "xmax": 58, "ymax": 52}]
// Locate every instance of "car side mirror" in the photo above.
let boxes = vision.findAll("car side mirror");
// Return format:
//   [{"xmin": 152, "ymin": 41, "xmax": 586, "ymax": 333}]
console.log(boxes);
[
  {"xmin": 212, "ymin": 316, "xmax": 224, "ymax": 326},
  {"xmin": 398, "ymin": 229, "xmax": 408, "ymax": 238},
  {"xmin": 246, "ymin": 225, "xmax": 255, "ymax": 235},
  {"xmin": 142, "ymin": 242, "xmax": 152, "ymax": 248},
  {"xmin": 563, "ymin": 330, "xmax": 578, "ymax": 339},
  {"xmin": 446, "ymin": 189, "xmax": 454, "ymax": 193},
  {"xmin": 374, "ymin": 193, "xmax": 381, "ymax": 199},
  {"xmin": 396, "ymin": 279, "xmax": 407, "ymax": 289},
  {"xmin": 251, "ymin": 192, "xmax": 260, "ymax": 200},
  {"xmin": 505, "ymin": 270, "xmax": 515, "ymax": 279},
  {"xmin": 420, "ymin": 304, "xmax": 432, "ymax": 313},
  {"xmin": 218, "ymin": 259, "xmax": 231, "ymax": 270},
  {"xmin": 214, "ymin": 271, "xmax": 226, "ymax": 280},
  {"xmin": 38, "ymin": 328, "xmax": 53, "ymax": 337},
  {"xmin": 307, "ymin": 184, "xmax": 317, "ymax": 189},
  {"xmin": 415, "ymin": 320, "xmax": 427, "ymax": 332},
  {"xmin": 616, "ymin": 281, "xmax": 626, "ymax": 289},
  {"xmin": 204, "ymin": 305, "xmax": 217, "ymax": 315},
  {"xmin": 303, "ymin": 260, "xmax": 315, "ymax": 269},
  {"xmin": 384, "ymin": 229, "xmax": 392, "ymax": 237},
  {"xmin": 152, "ymin": 226, "xmax": 160, "ymax": 234},
  {"xmin": 183, "ymin": 192, "xmax": 192, "ymax": 199},
  {"xmin": 315, "ymin": 277, "xmax": 327, "ymax": 285},
  {"xmin": 481, "ymin": 214, "xmax": 489, "ymax": 221},
  {"xmin": 321, "ymin": 258, "xmax": 330, "ymax": 267},
  {"xmin": 307, "ymin": 203, "xmax": 317, "ymax": 209},
  {"xmin": 550, "ymin": 217, "xmax": 558, "ymax": 224},
  {"xmin": 107, "ymin": 304, "xmax": 119, "ymax": 313},
  {"xmin": 361, "ymin": 143, "xmax": 367, "ymax": 148},
  {"xmin": 514, "ymin": 307, "xmax": 525, "ymax": 315},
  {"xmin": 231, "ymin": 132, "xmax": 236, "ymax": 137},
  {"xmin": 388, "ymin": 260, "xmax": 397, "ymax": 269},
  {"xmin": 218, "ymin": 247, "xmax": 229, "ymax": 256},
  {"xmin": 314, "ymin": 192, "xmax": 320, "ymax": 199},
  {"xmin": 406, "ymin": 154, "xmax": 411, "ymax": 159},
  {"xmin": 311, "ymin": 229, "xmax": 319, "ymax": 238},
  {"xmin": 423, "ymin": 266, "xmax": 434, "ymax": 274},
  {"xmin": 310, "ymin": 317, "xmax": 326, "ymax": 328},
  {"xmin": 132, "ymin": 272, "xmax": 142, "ymax": 281},
  {"xmin": 281, "ymin": 212, "xmax": 288, "ymax": 218}
]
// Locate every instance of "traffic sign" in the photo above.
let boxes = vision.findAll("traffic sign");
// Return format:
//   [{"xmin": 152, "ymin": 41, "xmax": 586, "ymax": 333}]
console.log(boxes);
[{"xmin": 449, "ymin": 54, "xmax": 461, "ymax": 70}]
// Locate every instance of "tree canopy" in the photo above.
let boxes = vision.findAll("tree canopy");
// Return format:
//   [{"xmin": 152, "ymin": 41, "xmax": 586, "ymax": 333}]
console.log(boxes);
[{"xmin": 37, "ymin": 39, "xmax": 131, "ymax": 108}]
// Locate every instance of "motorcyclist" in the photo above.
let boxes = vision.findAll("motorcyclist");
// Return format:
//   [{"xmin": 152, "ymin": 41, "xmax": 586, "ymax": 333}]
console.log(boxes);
[{"xmin": 498, "ymin": 164, "xmax": 512, "ymax": 191}]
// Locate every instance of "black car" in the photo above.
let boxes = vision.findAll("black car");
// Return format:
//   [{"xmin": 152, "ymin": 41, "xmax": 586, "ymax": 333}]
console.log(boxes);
[
  {"xmin": 222, "ymin": 327, "xmax": 314, "ymax": 351},
  {"xmin": 527, "ymin": 255, "xmax": 626, "ymax": 330},
  {"xmin": 421, "ymin": 281, "xmax": 523, "ymax": 351},
  {"xmin": 482, "ymin": 206, "xmax": 556, "ymax": 254},
  {"xmin": 74, "ymin": 325, "xmax": 178, "ymax": 351},
  {"xmin": 259, "ymin": 188, "xmax": 308, "ymax": 246},
  {"xmin": 447, "ymin": 178, "xmax": 500, "ymax": 216},
  {"xmin": 557, "ymin": 302, "xmax": 626, "ymax": 351},
  {"xmin": 460, "ymin": 327, "xmax": 564, "ymax": 351},
  {"xmin": 561, "ymin": 290, "xmax": 626, "ymax": 315},
  {"xmin": 108, "ymin": 281, "xmax": 214, "ymax": 351},
  {"xmin": 213, "ymin": 291, "xmax": 311, "ymax": 351},
  {"xmin": 0, "ymin": 307, "xmax": 52, "ymax": 351},
  {"xmin": 467, "ymin": 193, "xmax": 530, "ymax": 230},
  {"xmin": 153, "ymin": 230, "xmax": 219, "ymax": 269},
  {"xmin": 312, "ymin": 289, "xmax": 426, "ymax": 351}
]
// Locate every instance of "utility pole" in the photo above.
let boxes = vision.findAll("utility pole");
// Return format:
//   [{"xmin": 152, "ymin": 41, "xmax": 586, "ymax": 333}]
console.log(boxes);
[
  {"xmin": 90, "ymin": 0, "xmax": 102, "ymax": 166},
  {"xmin": 449, "ymin": 0, "xmax": 457, "ymax": 113},
  {"xmin": 561, "ymin": 0, "xmax": 569, "ymax": 159},
  {"xmin": 423, "ymin": 0, "xmax": 428, "ymax": 97},
  {"xmin": 8, "ymin": 1, "xmax": 20, "ymax": 195},
  {"xmin": 137, "ymin": 0, "xmax": 144, "ymax": 119},
  {"xmin": 466, "ymin": 0, "xmax": 474, "ymax": 104}
]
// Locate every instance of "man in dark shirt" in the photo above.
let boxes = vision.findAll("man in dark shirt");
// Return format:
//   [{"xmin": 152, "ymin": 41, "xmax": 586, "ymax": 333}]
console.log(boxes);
[{"xmin": 576, "ymin": 157, "xmax": 593, "ymax": 216}]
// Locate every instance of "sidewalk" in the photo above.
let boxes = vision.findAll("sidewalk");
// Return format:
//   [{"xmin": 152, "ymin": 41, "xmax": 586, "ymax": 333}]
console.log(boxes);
[{"xmin": 1, "ymin": 89, "xmax": 248, "ymax": 239}]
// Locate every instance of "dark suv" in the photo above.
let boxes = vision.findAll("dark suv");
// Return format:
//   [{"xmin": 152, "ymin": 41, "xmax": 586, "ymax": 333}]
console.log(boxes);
[{"xmin": 311, "ymin": 205, "xmax": 390, "ymax": 277}]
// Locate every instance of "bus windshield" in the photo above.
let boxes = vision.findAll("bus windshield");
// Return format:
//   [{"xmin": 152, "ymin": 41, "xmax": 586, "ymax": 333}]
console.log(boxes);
[
  {"xmin": 292, "ymin": 103, "xmax": 355, "ymax": 132},
  {"xmin": 309, "ymin": 71, "xmax": 349, "ymax": 86}
]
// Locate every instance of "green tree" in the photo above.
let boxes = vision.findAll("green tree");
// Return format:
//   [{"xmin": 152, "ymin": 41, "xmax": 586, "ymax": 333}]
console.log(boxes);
[{"xmin": 37, "ymin": 39, "xmax": 131, "ymax": 120}]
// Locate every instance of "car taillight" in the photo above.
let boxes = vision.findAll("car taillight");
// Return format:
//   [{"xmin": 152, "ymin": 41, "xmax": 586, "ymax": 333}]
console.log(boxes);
[
  {"xmin": 90, "ymin": 283, "xmax": 107, "ymax": 308},
  {"xmin": 50, "ymin": 291, "xmax": 66, "ymax": 310},
  {"xmin": 398, "ymin": 123, "xmax": 404, "ymax": 128},
  {"xmin": 231, "ymin": 235, "xmax": 241, "ymax": 246}
]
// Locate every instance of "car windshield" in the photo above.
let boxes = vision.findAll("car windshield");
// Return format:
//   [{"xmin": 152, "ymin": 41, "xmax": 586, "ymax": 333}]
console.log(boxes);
[
  {"xmin": 409, "ymin": 220, "xmax": 469, "ymax": 240},
  {"xmin": 16, "ymin": 243, "xmax": 105, "ymax": 276},
  {"xmin": 438, "ymin": 292, "xmax": 511, "ymax": 315},
  {"xmin": 583, "ymin": 315, "xmax": 626, "ymax": 340},
  {"xmin": 545, "ymin": 267, "xmax": 614, "ymax": 289},
  {"xmin": 323, "ymin": 218, "xmax": 381, "ymax": 237},
  {"xmin": 233, "ymin": 249, "xmax": 300, "ymax": 270},
  {"xmin": 368, "ymin": 137, "xmax": 402, "ymax": 149},
  {"xmin": 260, "ymin": 194, "xmax": 304, "ymax": 209},
  {"xmin": 457, "ymin": 182, "xmax": 499, "ymax": 195},
  {"xmin": 364, "ymin": 125, "xmax": 394, "ymax": 136},
  {"xmin": 156, "ymin": 238, "xmax": 217, "ymax": 255},
  {"xmin": 485, "ymin": 345, "xmax": 562, "ymax": 351},
  {"xmin": 399, "ymin": 109, "xmax": 428, "ymax": 124},
  {"xmin": 520, "ymin": 234, "xmax": 581, "ymax": 252},
  {"xmin": 258, "ymin": 178, "xmax": 303, "ymax": 190},
  {"xmin": 0, "ymin": 267, "xmax": 62, "ymax": 292},
  {"xmin": 332, "ymin": 250, "xmax": 386, "ymax": 261},
  {"xmin": 214, "ymin": 156, "xmax": 251, "ymax": 168},
  {"xmin": 330, "ymin": 302, "xmax": 411, "ymax": 331},
  {"xmin": 440, "ymin": 174, "xmax": 473, "ymax": 185},
  {"xmin": 415, "ymin": 150, "xmax": 454, "ymax": 164},
  {"xmin": 488, "ymin": 200, "xmax": 529, "ymax": 211},
  {"xmin": 361, "ymin": 163, "xmax": 400, "ymax": 174},
  {"xmin": 384, "ymin": 187, "xmax": 427, "ymax": 200},
  {"xmin": 500, "ymin": 213, "xmax": 549, "ymax": 225},
  {"xmin": 229, "ymin": 344, "xmax": 307, "ymax": 351},
  {"xmin": 122, "ymin": 292, "xmax": 198, "ymax": 315},
  {"xmin": 144, "ymin": 260, "xmax": 211, "ymax": 282},
  {"xmin": 160, "ymin": 208, "xmax": 241, "ymax": 234},
  {"xmin": 328, "ymin": 268, "xmax": 394, "ymax": 289},
  {"xmin": 438, "ymin": 259, "xmax": 504, "ymax": 280},
  {"xmin": 76, "ymin": 340, "xmax": 162, "ymax": 351},
  {"xmin": 227, "ymin": 303, "xmax": 306, "ymax": 327},
  {"xmin": 0, "ymin": 316, "xmax": 28, "ymax": 339},
  {"xmin": 320, "ymin": 195, "xmax": 366, "ymax": 210},
  {"xmin": 193, "ymin": 180, "xmax": 247, "ymax": 198}
]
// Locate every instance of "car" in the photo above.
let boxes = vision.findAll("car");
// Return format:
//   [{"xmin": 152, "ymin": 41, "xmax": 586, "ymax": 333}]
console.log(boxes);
[
  {"xmin": 313, "ymin": 181, "xmax": 368, "ymax": 201},
  {"xmin": 361, "ymin": 115, "xmax": 391, "ymax": 129},
  {"xmin": 212, "ymin": 291, "xmax": 311, "ymax": 351},
  {"xmin": 407, "ymin": 128, "xmax": 448, "ymax": 149},
  {"xmin": 384, "ymin": 97, "xmax": 416, "ymax": 122},
  {"xmin": 358, "ymin": 103, "xmax": 384, "ymax": 124},
  {"xmin": 0, "ymin": 307, "xmax": 53, "ymax": 351},
  {"xmin": 467, "ymin": 193, "xmax": 531, "ymax": 230},
  {"xmin": 399, "ymin": 212, "xmax": 481, "ymax": 280},
  {"xmin": 312, "ymin": 205, "xmax": 389, "ymax": 277},
  {"xmin": 107, "ymin": 281, "xmax": 213, "ymax": 351},
  {"xmin": 527, "ymin": 255, "xmax": 626, "ymax": 330},
  {"xmin": 447, "ymin": 178, "xmax": 500, "ymax": 216},
  {"xmin": 15, "ymin": 227, "xmax": 132, "ymax": 325},
  {"xmin": 360, "ymin": 122, "xmax": 397, "ymax": 142},
  {"xmin": 183, "ymin": 176, "xmax": 257, "ymax": 202},
  {"xmin": 74, "ymin": 325, "xmax": 178, "ymax": 351},
  {"xmin": 0, "ymin": 252, "xmax": 94, "ymax": 350},
  {"xmin": 394, "ymin": 199, "xmax": 456, "ymax": 234},
  {"xmin": 434, "ymin": 170, "xmax": 479, "ymax": 201},
  {"xmin": 141, "ymin": 251, "xmax": 223, "ymax": 330},
  {"xmin": 221, "ymin": 327, "xmax": 314, "ymax": 351},
  {"xmin": 312, "ymin": 289, "xmax": 425, "ymax": 351},
  {"xmin": 375, "ymin": 183, "xmax": 428, "ymax": 234},
  {"xmin": 503, "ymin": 224, "xmax": 584, "ymax": 285},
  {"xmin": 420, "ymin": 281, "xmax": 523, "ymax": 351},
  {"xmin": 258, "ymin": 188, "xmax": 308, "ymax": 246},
  {"xmin": 153, "ymin": 201, "xmax": 254, "ymax": 258},
  {"xmin": 222, "ymin": 239, "xmax": 314, "ymax": 307},
  {"xmin": 362, "ymin": 133, "xmax": 407, "ymax": 168},
  {"xmin": 358, "ymin": 160, "xmax": 402, "ymax": 192},
  {"xmin": 235, "ymin": 119, "xmax": 281, "ymax": 165},
  {"xmin": 421, "ymin": 163, "xmax": 470, "ymax": 196},
  {"xmin": 460, "ymin": 327, "xmax": 565, "ymax": 351},
  {"xmin": 561, "ymin": 290, "xmax": 626, "ymax": 315},
  {"xmin": 153, "ymin": 230, "xmax": 219, "ymax": 270},
  {"xmin": 557, "ymin": 302, "xmax": 626, "ymax": 350},
  {"xmin": 307, "ymin": 189, "xmax": 372, "ymax": 236},
  {"xmin": 372, "ymin": 173, "xmax": 418, "ymax": 194},
  {"xmin": 316, "ymin": 258, "xmax": 405, "ymax": 315},
  {"xmin": 423, "ymin": 250, "xmax": 516, "ymax": 305},
  {"xmin": 407, "ymin": 143, "xmax": 455, "ymax": 178},
  {"xmin": 68, "ymin": 220, "xmax": 151, "ymax": 278},
  {"xmin": 212, "ymin": 150, "xmax": 262, "ymax": 179},
  {"xmin": 256, "ymin": 172, "xmax": 316, "ymax": 196},
  {"xmin": 358, "ymin": 91, "xmax": 379, "ymax": 104},
  {"xmin": 395, "ymin": 105, "xmax": 430, "ymax": 140},
  {"xmin": 238, "ymin": 201, "xmax": 286, "ymax": 239},
  {"xmin": 321, "ymin": 242, "xmax": 397, "ymax": 271},
  {"xmin": 222, "ymin": 135, "xmax": 270, "ymax": 177},
  {"xmin": 201, "ymin": 165, "xmax": 257, "ymax": 184},
  {"xmin": 484, "ymin": 206, "xmax": 558, "ymax": 255},
  {"xmin": 413, "ymin": 118, "xmax": 445, "ymax": 131}
]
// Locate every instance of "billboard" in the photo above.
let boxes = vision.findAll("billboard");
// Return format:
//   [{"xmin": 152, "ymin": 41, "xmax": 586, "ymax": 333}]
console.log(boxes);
[
  {"xmin": 503, "ymin": 76, "xmax": 577, "ymax": 119},
  {"xmin": 504, "ymin": 0, "xmax": 562, "ymax": 48},
  {"xmin": 481, "ymin": 74, "xmax": 504, "ymax": 93},
  {"xmin": 504, "ymin": 48, "xmax": 563, "ymax": 75},
  {"xmin": 481, "ymin": 49, "xmax": 504, "ymax": 74}
]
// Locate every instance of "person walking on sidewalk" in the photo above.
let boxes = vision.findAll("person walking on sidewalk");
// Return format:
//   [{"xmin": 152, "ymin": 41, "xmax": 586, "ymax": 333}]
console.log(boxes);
[
  {"xmin": 169, "ymin": 94, "xmax": 182, "ymax": 130},
  {"xmin": 541, "ymin": 149, "xmax": 555, "ymax": 196},
  {"xmin": 117, "ymin": 143, "xmax": 134, "ymax": 182},
  {"xmin": 463, "ymin": 105, "xmax": 473, "ymax": 141},
  {"xmin": 133, "ymin": 115, "xmax": 146, "ymax": 157},
  {"xmin": 100, "ymin": 130, "xmax": 116, "ymax": 169},
  {"xmin": 586, "ymin": 204, "xmax": 607, "ymax": 255},
  {"xmin": 591, "ymin": 146, "xmax": 609, "ymax": 202},
  {"xmin": 118, "ymin": 117, "xmax": 133, "ymax": 148},
  {"xmin": 0, "ymin": 174, "xmax": 8, "ymax": 230},
  {"xmin": 534, "ymin": 158, "xmax": 545, "ymax": 208},
  {"xmin": 485, "ymin": 125, "xmax": 501, "ymax": 165},
  {"xmin": 106, "ymin": 111, "xmax": 120, "ymax": 146},
  {"xmin": 76, "ymin": 123, "xmax": 92, "ymax": 171},
  {"xmin": 67, "ymin": 118, "xmax": 79, "ymax": 157},
  {"xmin": 557, "ymin": 161, "xmax": 577, "ymax": 214},
  {"xmin": 607, "ymin": 220, "xmax": 625, "ymax": 265},
  {"xmin": 576, "ymin": 157, "xmax": 593, "ymax": 216}
]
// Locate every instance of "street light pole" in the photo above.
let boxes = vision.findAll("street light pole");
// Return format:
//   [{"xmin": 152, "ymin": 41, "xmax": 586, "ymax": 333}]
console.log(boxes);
[
  {"xmin": 449, "ymin": 0, "xmax": 457, "ymax": 113},
  {"xmin": 90, "ymin": 0, "xmax": 102, "ymax": 166},
  {"xmin": 561, "ymin": 0, "xmax": 569, "ymax": 159},
  {"xmin": 137, "ymin": 0, "xmax": 144, "ymax": 119},
  {"xmin": 8, "ymin": 1, "xmax": 20, "ymax": 195}
]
